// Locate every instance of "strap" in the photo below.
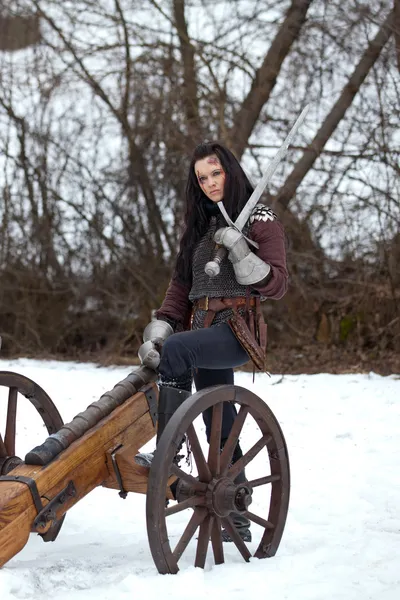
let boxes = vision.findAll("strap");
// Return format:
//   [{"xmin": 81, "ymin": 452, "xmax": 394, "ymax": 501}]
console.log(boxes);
[
  {"xmin": 0, "ymin": 474, "xmax": 43, "ymax": 514},
  {"xmin": 195, "ymin": 296, "xmax": 256, "ymax": 328},
  {"xmin": 249, "ymin": 308, "xmax": 255, "ymax": 338},
  {"xmin": 203, "ymin": 310, "xmax": 216, "ymax": 328},
  {"xmin": 245, "ymin": 286, "xmax": 251, "ymax": 312},
  {"xmin": 194, "ymin": 296, "xmax": 255, "ymax": 311},
  {"xmin": 255, "ymin": 298, "xmax": 267, "ymax": 350}
]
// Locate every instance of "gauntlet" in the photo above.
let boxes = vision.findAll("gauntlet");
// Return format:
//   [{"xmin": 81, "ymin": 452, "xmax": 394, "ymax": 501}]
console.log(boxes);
[
  {"xmin": 138, "ymin": 320, "xmax": 173, "ymax": 370},
  {"xmin": 214, "ymin": 227, "xmax": 270, "ymax": 286}
]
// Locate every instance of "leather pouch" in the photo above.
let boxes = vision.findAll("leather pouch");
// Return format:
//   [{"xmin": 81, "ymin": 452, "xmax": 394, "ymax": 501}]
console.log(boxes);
[{"xmin": 228, "ymin": 312, "xmax": 267, "ymax": 372}]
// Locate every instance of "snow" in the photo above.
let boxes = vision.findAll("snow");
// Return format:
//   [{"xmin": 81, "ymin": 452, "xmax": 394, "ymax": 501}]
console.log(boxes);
[{"xmin": 0, "ymin": 358, "xmax": 399, "ymax": 600}]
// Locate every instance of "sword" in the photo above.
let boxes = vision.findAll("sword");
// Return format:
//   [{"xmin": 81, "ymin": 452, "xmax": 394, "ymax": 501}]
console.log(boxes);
[{"xmin": 204, "ymin": 105, "xmax": 309, "ymax": 277}]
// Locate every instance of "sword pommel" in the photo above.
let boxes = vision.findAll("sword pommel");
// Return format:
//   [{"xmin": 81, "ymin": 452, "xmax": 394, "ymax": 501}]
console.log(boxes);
[{"xmin": 205, "ymin": 246, "xmax": 226, "ymax": 277}]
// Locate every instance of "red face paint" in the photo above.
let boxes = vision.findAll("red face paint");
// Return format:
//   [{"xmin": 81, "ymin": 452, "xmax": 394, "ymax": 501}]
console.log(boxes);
[{"xmin": 206, "ymin": 157, "xmax": 220, "ymax": 166}]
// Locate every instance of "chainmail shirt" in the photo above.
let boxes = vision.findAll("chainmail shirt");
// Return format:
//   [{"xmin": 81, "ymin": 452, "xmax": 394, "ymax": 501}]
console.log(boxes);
[{"xmin": 189, "ymin": 216, "xmax": 258, "ymax": 329}]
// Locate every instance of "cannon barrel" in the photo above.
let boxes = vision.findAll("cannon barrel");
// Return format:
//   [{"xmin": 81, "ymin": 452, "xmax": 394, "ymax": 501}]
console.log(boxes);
[{"xmin": 25, "ymin": 366, "xmax": 157, "ymax": 465}]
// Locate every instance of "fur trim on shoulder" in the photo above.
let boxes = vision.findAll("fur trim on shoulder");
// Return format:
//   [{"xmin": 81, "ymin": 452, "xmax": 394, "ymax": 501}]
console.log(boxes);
[{"xmin": 249, "ymin": 204, "xmax": 277, "ymax": 223}]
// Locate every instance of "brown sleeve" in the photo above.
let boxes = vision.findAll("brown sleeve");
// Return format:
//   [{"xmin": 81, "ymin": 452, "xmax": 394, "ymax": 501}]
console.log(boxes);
[
  {"xmin": 249, "ymin": 218, "xmax": 288, "ymax": 299},
  {"xmin": 155, "ymin": 276, "xmax": 193, "ymax": 331}
]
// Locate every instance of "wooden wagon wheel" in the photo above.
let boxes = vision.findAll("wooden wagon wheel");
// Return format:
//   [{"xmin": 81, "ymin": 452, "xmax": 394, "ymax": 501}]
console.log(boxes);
[
  {"xmin": 146, "ymin": 384, "xmax": 290, "ymax": 574},
  {"xmin": 0, "ymin": 371, "xmax": 65, "ymax": 541}
]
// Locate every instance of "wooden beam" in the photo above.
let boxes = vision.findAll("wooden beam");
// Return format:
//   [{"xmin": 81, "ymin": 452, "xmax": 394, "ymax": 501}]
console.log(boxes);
[{"xmin": 0, "ymin": 383, "xmax": 157, "ymax": 567}]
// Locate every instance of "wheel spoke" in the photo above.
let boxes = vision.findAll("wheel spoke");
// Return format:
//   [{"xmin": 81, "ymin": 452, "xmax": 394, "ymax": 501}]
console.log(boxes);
[
  {"xmin": 186, "ymin": 424, "xmax": 212, "ymax": 482},
  {"xmin": 244, "ymin": 510, "xmax": 274, "ymax": 530},
  {"xmin": 195, "ymin": 514, "xmax": 213, "ymax": 568},
  {"xmin": 248, "ymin": 474, "xmax": 281, "ymax": 488},
  {"xmin": 173, "ymin": 507, "xmax": 207, "ymax": 562},
  {"xmin": 220, "ymin": 406, "xmax": 249, "ymax": 475},
  {"xmin": 228, "ymin": 433, "xmax": 272, "ymax": 481},
  {"xmin": 170, "ymin": 464, "xmax": 208, "ymax": 492},
  {"xmin": 5, "ymin": 387, "xmax": 18, "ymax": 456},
  {"xmin": 165, "ymin": 495, "xmax": 205, "ymax": 517},
  {"xmin": 210, "ymin": 516, "xmax": 224, "ymax": 565},
  {"xmin": 221, "ymin": 516, "xmax": 251, "ymax": 562},
  {"xmin": 207, "ymin": 403, "xmax": 223, "ymax": 476},
  {"xmin": 0, "ymin": 433, "xmax": 7, "ymax": 457}
]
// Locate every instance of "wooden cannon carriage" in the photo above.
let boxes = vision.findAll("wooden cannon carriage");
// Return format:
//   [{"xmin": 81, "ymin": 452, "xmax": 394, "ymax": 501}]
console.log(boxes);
[{"xmin": 0, "ymin": 367, "xmax": 290, "ymax": 574}]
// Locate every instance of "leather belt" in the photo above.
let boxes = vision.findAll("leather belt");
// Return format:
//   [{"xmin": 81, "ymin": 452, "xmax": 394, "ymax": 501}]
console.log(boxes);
[
  {"xmin": 192, "ymin": 295, "xmax": 267, "ymax": 370},
  {"xmin": 193, "ymin": 296, "xmax": 256, "ymax": 312}
]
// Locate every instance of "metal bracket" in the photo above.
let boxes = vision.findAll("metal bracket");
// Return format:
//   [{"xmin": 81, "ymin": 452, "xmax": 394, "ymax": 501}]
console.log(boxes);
[
  {"xmin": 110, "ymin": 445, "xmax": 128, "ymax": 499},
  {"xmin": 32, "ymin": 481, "xmax": 76, "ymax": 531},
  {"xmin": 40, "ymin": 515, "xmax": 66, "ymax": 543},
  {"xmin": 142, "ymin": 384, "xmax": 158, "ymax": 426},
  {"xmin": 0, "ymin": 474, "xmax": 70, "ymax": 543},
  {"xmin": 0, "ymin": 474, "xmax": 43, "ymax": 513}
]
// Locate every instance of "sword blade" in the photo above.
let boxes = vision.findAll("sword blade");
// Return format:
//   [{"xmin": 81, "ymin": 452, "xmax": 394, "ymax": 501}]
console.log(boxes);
[
  {"xmin": 205, "ymin": 105, "xmax": 309, "ymax": 278},
  {"xmin": 234, "ymin": 104, "xmax": 309, "ymax": 232},
  {"xmin": 217, "ymin": 202, "xmax": 259, "ymax": 249}
]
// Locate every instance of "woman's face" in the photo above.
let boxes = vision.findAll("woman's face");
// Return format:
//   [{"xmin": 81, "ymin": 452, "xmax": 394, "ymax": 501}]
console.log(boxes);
[{"xmin": 194, "ymin": 155, "xmax": 226, "ymax": 203}]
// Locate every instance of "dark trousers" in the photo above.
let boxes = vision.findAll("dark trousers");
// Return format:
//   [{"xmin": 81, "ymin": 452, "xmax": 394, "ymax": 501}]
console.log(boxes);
[
  {"xmin": 159, "ymin": 323, "xmax": 250, "ymax": 531},
  {"xmin": 158, "ymin": 323, "xmax": 249, "ymax": 442}
]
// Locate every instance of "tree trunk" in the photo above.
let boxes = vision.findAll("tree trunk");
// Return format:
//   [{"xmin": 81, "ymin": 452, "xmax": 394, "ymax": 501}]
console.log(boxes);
[
  {"xmin": 230, "ymin": 0, "xmax": 313, "ymax": 159},
  {"xmin": 173, "ymin": 0, "xmax": 203, "ymax": 141},
  {"xmin": 394, "ymin": 0, "xmax": 400, "ymax": 72}
]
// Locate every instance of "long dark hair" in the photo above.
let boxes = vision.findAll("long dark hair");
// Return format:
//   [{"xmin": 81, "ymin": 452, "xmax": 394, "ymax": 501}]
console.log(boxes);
[{"xmin": 175, "ymin": 142, "xmax": 254, "ymax": 284}]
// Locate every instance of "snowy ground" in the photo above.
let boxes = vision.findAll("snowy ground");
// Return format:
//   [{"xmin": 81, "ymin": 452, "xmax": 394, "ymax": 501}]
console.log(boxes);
[{"xmin": 0, "ymin": 358, "xmax": 399, "ymax": 600}]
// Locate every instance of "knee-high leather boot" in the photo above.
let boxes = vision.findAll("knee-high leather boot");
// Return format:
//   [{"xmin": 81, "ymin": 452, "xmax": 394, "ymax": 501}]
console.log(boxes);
[
  {"xmin": 135, "ymin": 386, "xmax": 191, "ymax": 468},
  {"xmin": 156, "ymin": 386, "xmax": 191, "ymax": 443}
]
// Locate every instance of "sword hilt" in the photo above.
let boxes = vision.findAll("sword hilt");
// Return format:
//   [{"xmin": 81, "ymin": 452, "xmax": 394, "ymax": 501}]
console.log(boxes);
[{"xmin": 204, "ymin": 245, "xmax": 227, "ymax": 277}]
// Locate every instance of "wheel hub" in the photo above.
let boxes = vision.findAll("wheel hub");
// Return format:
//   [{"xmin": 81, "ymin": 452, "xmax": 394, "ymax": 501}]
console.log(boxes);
[
  {"xmin": 235, "ymin": 485, "xmax": 253, "ymax": 511},
  {"xmin": 0, "ymin": 455, "xmax": 23, "ymax": 475},
  {"xmin": 206, "ymin": 477, "xmax": 252, "ymax": 517}
]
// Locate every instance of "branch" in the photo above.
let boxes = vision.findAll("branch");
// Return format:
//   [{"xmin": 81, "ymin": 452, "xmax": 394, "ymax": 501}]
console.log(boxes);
[
  {"xmin": 248, "ymin": 143, "xmax": 400, "ymax": 159},
  {"xmin": 114, "ymin": 0, "xmax": 132, "ymax": 118}
]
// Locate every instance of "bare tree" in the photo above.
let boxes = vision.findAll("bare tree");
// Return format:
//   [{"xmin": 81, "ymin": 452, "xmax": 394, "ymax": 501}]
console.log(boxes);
[
  {"xmin": 273, "ymin": 10, "xmax": 395, "ymax": 212},
  {"xmin": 0, "ymin": 0, "xmax": 398, "ymax": 367}
]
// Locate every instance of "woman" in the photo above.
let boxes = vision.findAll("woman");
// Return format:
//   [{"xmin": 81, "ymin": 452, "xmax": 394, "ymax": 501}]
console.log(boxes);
[{"xmin": 136, "ymin": 142, "xmax": 288, "ymax": 541}]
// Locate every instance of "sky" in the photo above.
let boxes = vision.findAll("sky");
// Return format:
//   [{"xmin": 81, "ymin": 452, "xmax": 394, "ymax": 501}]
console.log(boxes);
[{"xmin": 0, "ymin": 358, "xmax": 399, "ymax": 600}]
